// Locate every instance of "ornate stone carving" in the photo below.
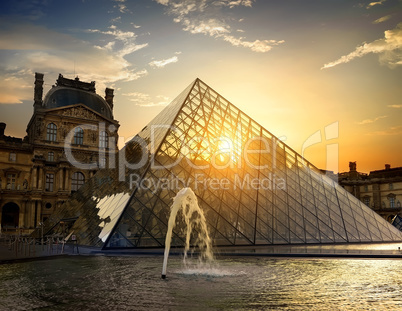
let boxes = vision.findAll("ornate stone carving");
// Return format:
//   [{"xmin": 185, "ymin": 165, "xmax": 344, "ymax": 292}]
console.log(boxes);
[
  {"xmin": 35, "ymin": 118, "xmax": 45, "ymax": 136},
  {"xmin": 61, "ymin": 106, "xmax": 98, "ymax": 120},
  {"xmin": 89, "ymin": 131, "xmax": 97, "ymax": 144},
  {"xmin": 73, "ymin": 152, "xmax": 91, "ymax": 162},
  {"xmin": 59, "ymin": 122, "xmax": 68, "ymax": 139}
]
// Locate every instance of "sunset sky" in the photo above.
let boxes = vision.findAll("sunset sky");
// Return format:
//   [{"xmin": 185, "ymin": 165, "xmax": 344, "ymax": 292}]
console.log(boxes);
[{"xmin": 0, "ymin": 0, "xmax": 401, "ymax": 173}]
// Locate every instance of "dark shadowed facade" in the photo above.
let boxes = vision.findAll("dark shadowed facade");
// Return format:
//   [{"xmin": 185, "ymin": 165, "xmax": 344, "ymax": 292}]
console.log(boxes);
[{"xmin": 339, "ymin": 162, "xmax": 402, "ymax": 222}]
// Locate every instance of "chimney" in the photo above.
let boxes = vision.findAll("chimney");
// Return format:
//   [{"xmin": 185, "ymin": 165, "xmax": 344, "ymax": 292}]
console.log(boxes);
[
  {"xmin": 349, "ymin": 161, "xmax": 357, "ymax": 172},
  {"xmin": 385, "ymin": 164, "xmax": 391, "ymax": 170},
  {"xmin": 105, "ymin": 88, "xmax": 114, "ymax": 110},
  {"xmin": 34, "ymin": 72, "xmax": 44, "ymax": 110},
  {"xmin": 0, "ymin": 122, "xmax": 5, "ymax": 137}
]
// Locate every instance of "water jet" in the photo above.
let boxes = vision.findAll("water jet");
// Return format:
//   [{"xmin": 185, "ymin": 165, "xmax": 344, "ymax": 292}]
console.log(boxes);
[{"xmin": 161, "ymin": 187, "xmax": 213, "ymax": 279}]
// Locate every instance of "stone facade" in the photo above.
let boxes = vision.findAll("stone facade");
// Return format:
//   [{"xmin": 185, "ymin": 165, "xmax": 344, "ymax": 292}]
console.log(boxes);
[
  {"xmin": 0, "ymin": 73, "xmax": 119, "ymax": 234},
  {"xmin": 339, "ymin": 162, "xmax": 402, "ymax": 222}
]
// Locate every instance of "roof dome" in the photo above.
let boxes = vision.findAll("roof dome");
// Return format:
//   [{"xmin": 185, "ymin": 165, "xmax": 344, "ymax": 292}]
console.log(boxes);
[
  {"xmin": 43, "ymin": 87, "xmax": 113, "ymax": 119},
  {"xmin": 42, "ymin": 74, "xmax": 114, "ymax": 120}
]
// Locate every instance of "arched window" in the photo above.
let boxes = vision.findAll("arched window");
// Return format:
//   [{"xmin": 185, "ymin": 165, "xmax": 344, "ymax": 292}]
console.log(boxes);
[
  {"xmin": 46, "ymin": 123, "xmax": 57, "ymax": 141},
  {"xmin": 74, "ymin": 127, "xmax": 84, "ymax": 145},
  {"xmin": 99, "ymin": 131, "xmax": 108, "ymax": 148},
  {"xmin": 1, "ymin": 202, "xmax": 19, "ymax": 229},
  {"xmin": 71, "ymin": 172, "xmax": 85, "ymax": 192}
]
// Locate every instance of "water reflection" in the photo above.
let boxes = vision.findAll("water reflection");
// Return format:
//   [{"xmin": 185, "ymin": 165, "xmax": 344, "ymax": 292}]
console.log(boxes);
[{"xmin": 1, "ymin": 256, "xmax": 402, "ymax": 310}]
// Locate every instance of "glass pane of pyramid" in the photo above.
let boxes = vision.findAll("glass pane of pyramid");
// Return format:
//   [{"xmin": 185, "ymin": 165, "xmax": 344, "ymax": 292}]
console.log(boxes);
[{"xmin": 37, "ymin": 78, "xmax": 402, "ymax": 249}]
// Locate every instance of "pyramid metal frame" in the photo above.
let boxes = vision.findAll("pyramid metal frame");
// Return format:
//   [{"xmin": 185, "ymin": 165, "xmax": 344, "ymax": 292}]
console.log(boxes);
[{"xmin": 37, "ymin": 78, "xmax": 402, "ymax": 249}]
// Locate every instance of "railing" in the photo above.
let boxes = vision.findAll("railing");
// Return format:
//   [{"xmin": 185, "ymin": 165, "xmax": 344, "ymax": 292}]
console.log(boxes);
[{"xmin": 0, "ymin": 234, "xmax": 77, "ymax": 259}]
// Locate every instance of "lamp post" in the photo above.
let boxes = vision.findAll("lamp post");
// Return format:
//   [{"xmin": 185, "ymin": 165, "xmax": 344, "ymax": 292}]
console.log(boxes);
[{"xmin": 38, "ymin": 222, "xmax": 44, "ymax": 250}]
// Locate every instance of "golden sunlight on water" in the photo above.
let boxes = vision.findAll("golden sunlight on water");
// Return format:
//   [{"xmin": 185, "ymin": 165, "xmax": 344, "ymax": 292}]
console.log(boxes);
[{"xmin": 1, "ymin": 256, "xmax": 402, "ymax": 310}]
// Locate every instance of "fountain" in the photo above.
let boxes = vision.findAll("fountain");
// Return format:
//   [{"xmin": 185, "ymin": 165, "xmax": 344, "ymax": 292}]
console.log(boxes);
[{"xmin": 161, "ymin": 187, "xmax": 214, "ymax": 279}]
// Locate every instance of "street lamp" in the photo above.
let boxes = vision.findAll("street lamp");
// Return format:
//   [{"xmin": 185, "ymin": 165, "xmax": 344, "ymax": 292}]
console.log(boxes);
[{"xmin": 38, "ymin": 222, "xmax": 44, "ymax": 250}]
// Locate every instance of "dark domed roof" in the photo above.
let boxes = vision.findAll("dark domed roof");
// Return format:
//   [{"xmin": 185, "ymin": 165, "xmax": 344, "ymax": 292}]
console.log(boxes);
[{"xmin": 43, "ymin": 86, "xmax": 113, "ymax": 119}]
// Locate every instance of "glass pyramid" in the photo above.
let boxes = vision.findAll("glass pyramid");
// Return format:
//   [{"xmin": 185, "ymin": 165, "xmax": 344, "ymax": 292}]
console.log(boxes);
[{"xmin": 37, "ymin": 78, "xmax": 402, "ymax": 248}]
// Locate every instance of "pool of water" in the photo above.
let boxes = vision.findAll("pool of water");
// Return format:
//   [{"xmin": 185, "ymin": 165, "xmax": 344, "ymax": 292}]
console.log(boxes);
[{"xmin": 1, "ymin": 255, "xmax": 402, "ymax": 310}]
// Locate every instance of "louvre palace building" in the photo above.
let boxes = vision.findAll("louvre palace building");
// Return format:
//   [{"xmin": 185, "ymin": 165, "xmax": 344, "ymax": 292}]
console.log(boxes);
[
  {"xmin": 0, "ymin": 73, "xmax": 119, "ymax": 234},
  {"xmin": 339, "ymin": 162, "xmax": 402, "ymax": 222}
]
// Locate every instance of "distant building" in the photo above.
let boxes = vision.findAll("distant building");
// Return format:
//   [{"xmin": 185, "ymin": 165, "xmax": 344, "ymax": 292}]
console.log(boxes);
[
  {"xmin": 339, "ymin": 162, "xmax": 402, "ymax": 222},
  {"xmin": 0, "ymin": 73, "xmax": 119, "ymax": 234}
]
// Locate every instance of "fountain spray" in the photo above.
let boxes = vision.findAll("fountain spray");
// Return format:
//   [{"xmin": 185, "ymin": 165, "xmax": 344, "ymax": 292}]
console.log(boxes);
[{"xmin": 162, "ymin": 187, "xmax": 213, "ymax": 279}]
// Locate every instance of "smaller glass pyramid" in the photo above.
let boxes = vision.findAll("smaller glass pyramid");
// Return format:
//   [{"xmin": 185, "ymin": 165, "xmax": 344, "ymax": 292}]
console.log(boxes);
[{"xmin": 37, "ymin": 79, "xmax": 402, "ymax": 249}]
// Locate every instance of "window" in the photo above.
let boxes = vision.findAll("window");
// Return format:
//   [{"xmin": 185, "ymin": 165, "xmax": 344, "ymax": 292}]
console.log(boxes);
[
  {"xmin": 71, "ymin": 172, "xmax": 85, "ymax": 191},
  {"xmin": 6, "ymin": 174, "xmax": 16, "ymax": 190},
  {"xmin": 9, "ymin": 152, "xmax": 16, "ymax": 162},
  {"xmin": 388, "ymin": 193, "xmax": 397, "ymax": 208},
  {"xmin": 48, "ymin": 152, "xmax": 54, "ymax": 162},
  {"xmin": 389, "ymin": 183, "xmax": 394, "ymax": 190},
  {"xmin": 99, "ymin": 131, "xmax": 108, "ymax": 148},
  {"xmin": 100, "ymin": 157, "xmax": 106, "ymax": 168},
  {"xmin": 364, "ymin": 185, "xmax": 368, "ymax": 192},
  {"xmin": 363, "ymin": 197, "xmax": 370, "ymax": 206},
  {"xmin": 45, "ymin": 173, "xmax": 54, "ymax": 192},
  {"xmin": 46, "ymin": 123, "xmax": 57, "ymax": 141},
  {"xmin": 390, "ymin": 197, "xmax": 395, "ymax": 208},
  {"xmin": 74, "ymin": 127, "xmax": 84, "ymax": 145}
]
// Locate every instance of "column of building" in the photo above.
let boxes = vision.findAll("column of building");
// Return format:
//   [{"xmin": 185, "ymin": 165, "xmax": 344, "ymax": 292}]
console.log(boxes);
[
  {"xmin": 65, "ymin": 168, "xmax": 70, "ymax": 192},
  {"xmin": 373, "ymin": 183, "xmax": 381, "ymax": 209},
  {"xmin": 37, "ymin": 166, "xmax": 44, "ymax": 190},
  {"xmin": 18, "ymin": 200, "xmax": 26, "ymax": 230}
]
